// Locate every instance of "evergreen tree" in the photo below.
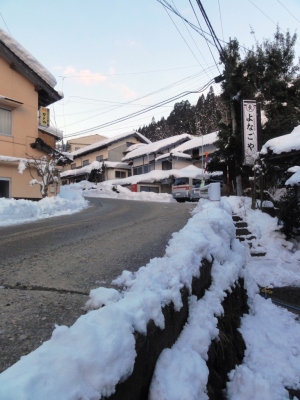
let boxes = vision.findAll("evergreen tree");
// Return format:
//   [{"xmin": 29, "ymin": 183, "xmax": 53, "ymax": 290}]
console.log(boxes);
[
  {"xmin": 208, "ymin": 28, "xmax": 300, "ymax": 189},
  {"xmin": 166, "ymin": 100, "xmax": 196, "ymax": 135}
]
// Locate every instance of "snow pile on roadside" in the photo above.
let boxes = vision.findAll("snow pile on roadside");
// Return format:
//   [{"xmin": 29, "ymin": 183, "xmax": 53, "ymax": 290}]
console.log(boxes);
[
  {"xmin": 227, "ymin": 196, "xmax": 300, "ymax": 287},
  {"xmin": 0, "ymin": 185, "xmax": 89, "ymax": 227},
  {"xmin": 78, "ymin": 180, "xmax": 176, "ymax": 203},
  {"xmin": 149, "ymin": 196, "xmax": 300, "ymax": 400},
  {"xmin": 225, "ymin": 196, "xmax": 300, "ymax": 400},
  {"xmin": 0, "ymin": 198, "xmax": 243, "ymax": 399}
]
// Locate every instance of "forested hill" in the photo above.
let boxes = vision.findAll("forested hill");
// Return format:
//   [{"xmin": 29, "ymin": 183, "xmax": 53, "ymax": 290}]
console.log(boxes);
[{"xmin": 137, "ymin": 86, "xmax": 225, "ymax": 141}]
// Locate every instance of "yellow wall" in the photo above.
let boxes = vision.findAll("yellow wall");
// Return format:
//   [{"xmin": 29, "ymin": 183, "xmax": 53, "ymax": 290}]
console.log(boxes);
[{"xmin": 0, "ymin": 57, "xmax": 52, "ymax": 199}]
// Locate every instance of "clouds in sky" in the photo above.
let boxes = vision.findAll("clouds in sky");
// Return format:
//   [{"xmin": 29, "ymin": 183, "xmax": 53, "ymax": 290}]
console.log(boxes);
[{"xmin": 63, "ymin": 66, "xmax": 107, "ymax": 85}]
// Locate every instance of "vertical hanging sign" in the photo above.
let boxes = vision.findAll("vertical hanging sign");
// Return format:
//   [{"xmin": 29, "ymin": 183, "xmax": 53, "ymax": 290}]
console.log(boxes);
[
  {"xmin": 39, "ymin": 107, "xmax": 50, "ymax": 127},
  {"xmin": 242, "ymin": 100, "xmax": 257, "ymax": 166}
]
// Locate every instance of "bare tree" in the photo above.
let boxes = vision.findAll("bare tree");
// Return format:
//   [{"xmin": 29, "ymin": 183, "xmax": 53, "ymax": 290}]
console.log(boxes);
[{"xmin": 19, "ymin": 152, "xmax": 69, "ymax": 198}]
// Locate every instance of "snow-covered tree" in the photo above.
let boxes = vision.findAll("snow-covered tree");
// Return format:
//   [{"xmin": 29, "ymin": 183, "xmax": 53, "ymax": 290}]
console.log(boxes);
[
  {"xmin": 19, "ymin": 152, "xmax": 68, "ymax": 198},
  {"xmin": 208, "ymin": 28, "xmax": 300, "ymax": 192}
]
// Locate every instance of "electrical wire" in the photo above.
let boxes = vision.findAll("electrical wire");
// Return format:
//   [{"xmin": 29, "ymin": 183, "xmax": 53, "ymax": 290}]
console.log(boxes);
[
  {"xmin": 63, "ymin": 78, "xmax": 214, "ymax": 138},
  {"xmin": 170, "ymin": 0, "xmax": 214, "ymax": 81},
  {"xmin": 0, "ymin": 12, "xmax": 12, "ymax": 36},
  {"xmin": 59, "ymin": 67, "xmax": 217, "ymax": 129},
  {"xmin": 156, "ymin": 0, "xmax": 216, "ymax": 47},
  {"xmin": 163, "ymin": 4, "xmax": 203, "ymax": 67},
  {"xmin": 58, "ymin": 64, "xmax": 201, "ymax": 79},
  {"xmin": 217, "ymin": 0, "xmax": 225, "ymax": 42},
  {"xmin": 275, "ymin": 0, "xmax": 300, "ymax": 26},
  {"xmin": 248, "ymin": 0, "xmax": 300, "ymax": 47},
  {"xmin": 194, "ymin": 0, "xmax": 224, "ymax": 59},
  {"xmin": 188, "ymin": 0, "xmax": 221, "ymax": 73}
]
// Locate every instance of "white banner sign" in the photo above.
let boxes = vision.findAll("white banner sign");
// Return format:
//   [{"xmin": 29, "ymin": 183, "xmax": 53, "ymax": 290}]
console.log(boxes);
[{"xmin": 243, "ymin": 100, "xmax": 257, "ymax": 166}]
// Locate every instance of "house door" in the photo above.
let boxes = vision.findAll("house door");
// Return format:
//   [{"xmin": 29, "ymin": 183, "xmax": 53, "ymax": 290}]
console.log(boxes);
[{"xmin": 0, "ymin": 178, "xmax": 10, "ymax": 198}]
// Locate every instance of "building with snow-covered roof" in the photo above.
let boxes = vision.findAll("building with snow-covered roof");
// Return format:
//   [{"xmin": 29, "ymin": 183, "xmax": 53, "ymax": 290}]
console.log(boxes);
[
  {"xmin": 172, "ymin": 131, "xmax": 218, "ymax": 169},
  {"xmin": 121, "ymin": 132, "xmax": 217, "ymax": 179},
  {"xmin": 260, "ymin": 125, "xmax": 300, "ymax": 163},
  {"xmin": 65, "ymin": 134, "xmax": 108, "ymax": 153},
  {"xmin": 0, "ymin": 28, "xmax": 64, "ymax": 199},
  {"xmin": 122, "ymin": 133, "xmax": 193, "ymax": 175},
  {"xmin": 61, "ymin": 131, "xmax": 151, "ymax": 183}
]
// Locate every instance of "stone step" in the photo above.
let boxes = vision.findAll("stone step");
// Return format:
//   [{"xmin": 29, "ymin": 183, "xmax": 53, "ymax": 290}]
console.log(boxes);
[
  {"xmin": 235, "ymin": 221, "xmax": 248, "ymax": 228},
  {"xmin": 237, "ymin": 235, "xmax": 257, "ymax": 242},
  {"xmin": 232, "ymin": 215, "xmax": 242, "ymax": 222},
  {"xmin": 251, "ymin": 252, "xmax": 267, "ymax": 257},
  {"xmin": 236, "ymin": 228, "xmax": 251, "ymax": 236}
]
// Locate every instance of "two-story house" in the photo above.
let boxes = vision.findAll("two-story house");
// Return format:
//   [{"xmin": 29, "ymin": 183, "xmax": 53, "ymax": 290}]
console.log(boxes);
[
  {"xmin": 0, "ymin": 28, "xmax": 63, "ymax": 199},
  {"xmin": 60, "ymin": 130, "xmax": 151, "ymax": 184}
]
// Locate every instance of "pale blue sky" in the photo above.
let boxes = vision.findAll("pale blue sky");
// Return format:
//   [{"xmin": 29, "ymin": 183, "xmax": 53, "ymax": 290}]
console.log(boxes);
[{"xmin": 1, "ymin": 0, "xmax": 300, "ymax": 140}]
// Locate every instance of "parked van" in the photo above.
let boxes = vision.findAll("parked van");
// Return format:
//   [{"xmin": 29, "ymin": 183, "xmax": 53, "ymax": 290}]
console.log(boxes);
[
  {"xmin": 172, "ymin": 176, "xmax": 223, "ymax": 202},
  {"xmin": 172, "ymin": 177, "xmax": 204, "ymax": 202}
]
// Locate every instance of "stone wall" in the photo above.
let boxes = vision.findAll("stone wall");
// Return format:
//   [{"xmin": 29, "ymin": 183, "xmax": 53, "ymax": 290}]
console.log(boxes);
[{"xmin": 104, "ymin": 260, "xmax": 248, "ymax": 400}]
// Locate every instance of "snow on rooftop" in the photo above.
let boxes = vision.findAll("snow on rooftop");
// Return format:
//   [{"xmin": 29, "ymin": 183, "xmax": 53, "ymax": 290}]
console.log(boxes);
[
  {"xmin": 106, "ymin": 165, "xmax": 221, "ymax": 187},
  {"xmin": 285, "ymin": 168, "xmax": 300, "ymax": 186},
  {"xmin": 287, "ymin": 166, "xmax": 300, "ymax": 174},
  {"xmin": 0, "ymin": 28, "xmax": 57, "ymax": 88},
  {"xmin": 125, "ymin": 143, "xmax": 146, "ymax": 153},
  {"xmin": 38, "ymin": 125, "xmax": 63, "ymax": 139},
  {"xmin": 71, "ymin": 131, "xmax": 151, "ymax": 157},
  {"xmin": 122, "ymin": 133, "xmax": 193, "ymax": 161},
  {"xmin": 260, "ymin": 125, "xmax": 300, "ymax": 155},
  {"xmin": 173, "ymin": 131, "xmax": 218, "ymax": 153},
  {"xmin": 60, "ymin": 161, "xmax": 130, "ymax": 178},
  {"xmin": 155, "ymin": 151, "xmax": 192, "ymax": 161}
]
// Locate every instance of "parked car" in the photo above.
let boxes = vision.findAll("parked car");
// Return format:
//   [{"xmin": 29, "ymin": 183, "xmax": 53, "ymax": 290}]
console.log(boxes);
[
  {"xmin": 172, "ymin": 177, "xmax": 204, "ymax": 202},
  {"xmin": 172, "ymin": 177, "xmax": 223, "ymax": 202}
]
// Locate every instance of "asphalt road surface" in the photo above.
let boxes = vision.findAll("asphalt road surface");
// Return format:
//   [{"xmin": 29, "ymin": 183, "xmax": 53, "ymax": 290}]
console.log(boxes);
[{"xmin": 0, "ymin": 197, "xmax": 194, "ymax": 372}]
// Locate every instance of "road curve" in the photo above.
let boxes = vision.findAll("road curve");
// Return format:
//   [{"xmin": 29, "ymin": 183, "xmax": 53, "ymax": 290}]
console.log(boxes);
[{"xmin": 0, "ymin": 198, "xmax": 194, "ymax": 372}]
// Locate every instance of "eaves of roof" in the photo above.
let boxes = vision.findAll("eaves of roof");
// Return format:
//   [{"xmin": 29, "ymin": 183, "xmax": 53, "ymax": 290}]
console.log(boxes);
[
  {"xmin": 72, "ymin": 132, "xmax": 149, "ymax": 159},
  {"xmin": 0, "ymin": 41, "xmax": 62, "ymax": 107}
]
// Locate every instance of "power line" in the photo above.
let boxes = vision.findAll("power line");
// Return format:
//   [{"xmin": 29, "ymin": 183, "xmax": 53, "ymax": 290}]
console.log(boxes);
[
  {"xmin": 163, "ymin": 5, "xmax": 204, "ymax": 66},
  {"xmin": 188, "ymin": 0, "xmax": 221, "ymax": 74},
  {"xmin": 170, "ymin": 0, "xmax": 214, "ymax": 81},
  {"xmin": 194, "ymin": 0, "xmax": 224, "ymax": 59},
  {"xmin": 217, "ymin": 0, "xmax": 225, "ymax": 42},
  {"xmin": 156, "ymin": 0, "xmax": 216, "ymax": 47},
  {"xmin": 0, "ymin": 12, "xmax": 12, "ymax": 36},
  {"xmin": 59, "ymin": 67, "xmax": 217, "ymax": 129},
  {"xmin": 63, "ymin": 78, "xmax": 214, "ymax": 138},
  {"xmin": 58, "ymin": 64, "xmax": 202, "ymax": 79},
  {"xmin": 275, "ymin": 0, "xmax": 300, "ymax": 26},
  {"xmin": 248, "ymin": 0, "xmax": 300, "ymax": 47}
]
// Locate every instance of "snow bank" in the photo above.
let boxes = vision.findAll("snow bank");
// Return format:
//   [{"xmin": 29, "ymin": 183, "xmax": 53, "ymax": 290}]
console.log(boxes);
[
  {"xmin": 0, "ymin": 185, "xmax": 89, "ymax": 227},
  {"xmin": 225, "ymin": 196, "xmax": 300, "ymax": 400},
  {"xmin": 66, "ymin": 180, "xmax": 175, "ymax": 203},
  {"xmin": 0, "ymin": 198, "xmax": 243, "ymax": 399}
]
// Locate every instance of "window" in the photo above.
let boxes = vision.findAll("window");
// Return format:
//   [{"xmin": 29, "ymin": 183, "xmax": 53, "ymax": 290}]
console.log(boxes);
[
  {"xmin": 82, "ymin": 159, "xmax": 89, "ymax": 166},
  {"xmin": 0, "ymin": 107, "xmax": 12, "ymax": 136},
  {"xmin": 96, "ymin": 155, "xmax": 103, "ymax": 162},
  {"xmin": 71, "ymin": 163, "xmax": 76, "ymax": 169},
  {"xmin": 192, "ymin": 148, "xmax": 199, "ymax": 158},
  {"xmin": 140, "ymin": 186, "xmax": 159, "ymax": 193},
  {"xmin": 162, "ymin": 160, "xmax": 172, "ymax": 170},
  {"xmin": 133, "ymin": 166, "xmax": 143, "ymax": 175},
  {"xmin": 192, "ymin": 179, "xmax": 202, "ymax": 188},
  {"xmin": 173, "ymin": 177, "xmax": 189, "ymax": 186},
  {"xmin": 115, "ymin": 170, "xmax": 126, "ymax": 178}
]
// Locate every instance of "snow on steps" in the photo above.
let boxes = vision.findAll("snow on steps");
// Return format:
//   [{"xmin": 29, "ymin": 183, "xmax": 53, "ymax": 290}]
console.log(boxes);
[{"xmin": 233, "ymin": 214, "xmax": 267, "ymax": 257}]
